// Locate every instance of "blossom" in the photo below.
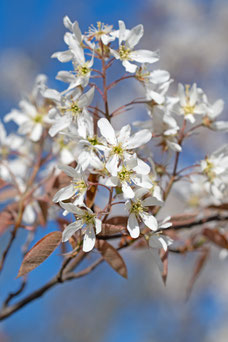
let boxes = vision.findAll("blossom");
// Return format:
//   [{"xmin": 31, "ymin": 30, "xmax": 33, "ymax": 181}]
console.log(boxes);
[
  {"xmin": 149, "ymin": 217, "xmax": 173, "ymax": 272},
  {"xmin": 4, "ymin": 75, "xmax": 51, "ymax": 142},
  {"xmin": 176, "ymin": 83, "xmax": 205, "ymax": 123},
  {"xmin": 53, "ymin": 165, "xmax": 88, "ymax": 205},
  {"xmin": 97, "ymin": 118, "xmax": 152, "ymax": 176},
  {"xmin": 201, "ymin": 95, "xmax": 227, "ymax": 131},
  {"xmin": 110, "ymin": 21, "xmax": 159, "ymax": 73},
  {"xmin": 200, "ymin": 145, "xmax": 228, "ymax": 200},
  {"xmin": 125, "ymin": 188, "xmax": 160, "ymax": 238},
  {"xmin": 60, "ymin": 202, "xmax": 102, "ymax": 252},
  {"xmin": 87, "ymin": 21, "xmax": 115, "ymax": 45},
  {"xmin": 44, "ymin": 87, "xmax": 94, "ymax": 137}
]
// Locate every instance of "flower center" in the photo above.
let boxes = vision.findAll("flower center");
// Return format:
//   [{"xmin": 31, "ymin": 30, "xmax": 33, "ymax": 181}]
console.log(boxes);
[
  {"xmin": 183, "ymin": 103, "xmax": 195, "ymax": 115},
  {"xmin": 203, "ymin": 159, "xmax": 216, "ymax": 182},
  {"xmin": 112, "ymin": 143, "xmax": 124, "ymax": 156},
  {"xmin": 88, "ymin": 136, "xmax": 99, "ymax": 146},
  {"xmin": 33, "ymin": 114, "xmax": 43, "ymax": 123},
  {"xmin": 68, "ymin": 101, "xmax": 82, "ymax": 117},
  {"xmin": 76, "ymin": 64, "xmax": 90, "ymax": 76},
  {"xmin": 118, "ymin": 45, "xmax": 131, "ymax": 61},
  {"xmin": 73, "ymin": 180, "xmax": 87, "ymax": 192},
  {"xmin": 130, "ymin": 199, "xmax": 144, "ymax": 214},
  {"xmin": 82, "ymin": 212, "xmax": 95, "ymax": 224},
  {"xmin": 118, "ymin": 167, "xmax": 132, "ymax": 182}
]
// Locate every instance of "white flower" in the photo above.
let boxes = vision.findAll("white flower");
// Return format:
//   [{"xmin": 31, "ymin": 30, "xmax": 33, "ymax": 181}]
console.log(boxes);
[
  {"xmin": 87, "ymin": 21, "xmax": 115, "ymax": 45},
  {"xmin": 53, "ymin": 165, "xmax": 88, "ymax": 205},
  {"xmin": 176, "ymin": 83, "xmax": 205, "ymax": 123},
  {"xmin": 149, "ymin": 217, "xmax": 173, "ymax": 273},
  {"xmin": 0, "ymin": 120, "xmax": 23, "ymax": 160},
  {"xmin": 60, "ymin": 202, "xmax": 102, "ymax": 252},
  {"xmin": 110, "ymin": 20, "xmax": 159, "ymax": 73},
  {"xmin": 200, "ymin": 145, "xmax": 228, "ymax": 200},
  {"xmin": 44, "ymin": 87, "xmax": 94, "ymax": 137},
  {"xmin": 97, "ymin": 118, "xmax": 152, "ymax": 176},
  {"xmin": 125, "ymin": 188, "xmax": 160, "ymax": 238},
  {"xmin": 4, "ymin": 75, "xmax": 51, "ymax": 142},
  {"xmin": 201, "ymin": 95, "xmax": 227, "ymax": 131}
]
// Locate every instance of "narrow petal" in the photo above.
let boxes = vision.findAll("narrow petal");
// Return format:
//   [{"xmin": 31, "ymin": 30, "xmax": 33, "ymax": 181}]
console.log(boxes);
[
  {"xmin": 95, "ymin": 218, "xmax": 102, "ymax": 234},
  {"xmin": 127, "ymin": 213, "xmax": 140, "ymax": 238},
  {"xmin": 53, "ymin": 184, "xmax": 75, "ymax": 203},
  {"xmin": 30, "ymin": 123, "xmax": 43, "ymax": 142},
  {"xmin": 98, "ymin": 118, "xmax": 117, "ymax": 145},
  {"xmin": 122, "ymin": 60, "xmax": 137, "ymax": 73},
  {"xmin": 83, "ymin": 225, "xmax": 96, "ymax": 252},
  {"xmin": 62, "ymin": 221, "xmax": 82, "ymax": 242},
  {"xmin": 126, "ymin": 24, "xmax": 144, "ymax": 49},
  {"xmin": 106, "ymin": 154, "xmax": 119, "ymax": 176},
  {"xmin": 124, "ymin": 129, "xmax": 152, "ymax": 149},
  {"xmin": 130, "ymin": 49, "xmax": 159, "ymax": 64},
  {"xmin": 49, "ymin": 115, "xmax": 72, "ymax": 137},
  {"xmin": 122, "ymin": 181, "xmax": 134, "ymax": 199},
  {"xmin": 140, "ymin": 212, "xmax": 158, "ymax": 231}
]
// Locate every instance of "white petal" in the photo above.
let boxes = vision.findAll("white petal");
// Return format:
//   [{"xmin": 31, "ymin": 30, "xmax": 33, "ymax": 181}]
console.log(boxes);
[
  {"xmin": 98, "ymin": 118, "xmax": 117, "ymax": 145},
  {"xmin": 53, "ymin": 184, "xmax": 75, "ymax": 203},
  {"xmin": 140, "ymin": 212, "xmax": 158, "ymax": 231},
  {"xmin": 130, "ymin": 49, "xmax": 159, "ymax": 64},
  {"xmin": 106, "ymin": 154, "xmax": 119, "ymax": 176},
  {"xmin": 51, "ymin": 50, "xmax": 73, "ymax": 63},
  {"xmin": 30, "ymin": 123, "xmax": 43, "ymax": 142},
  {"xmin": 49, "ymin": 115, "xmax": 72, "ymax": 137},
  {"xmin": 126, "ymin": 24, "xmax": 144, "ymax": 49},
  {"xmin": 122, "ymin": 60, "xmax": 137, "ymax": 73},
  {"xmin": 122, "ymin": 181, "xmax": 134, "ymax": 199},
  {"xmin": 127, "ymin": 213, "xmax": 140, "ymax": 238},
  {"xmin": 62, "ymin": 221, "xmax": 82, "ymax": 242},
  {"xmin": 83, "ymin": 225, "xmax": 96, "ymax": 252},
  {"xmin": 95, "ymin": 218, "xmax": 102, "ymax": 234},
  {"xmin": 124, "ymin": 129, "xmax": 152, "ymax": 149}
]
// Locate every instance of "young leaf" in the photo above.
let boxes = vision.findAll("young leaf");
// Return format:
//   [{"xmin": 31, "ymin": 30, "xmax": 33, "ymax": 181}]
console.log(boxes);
[
  {"xmin": 100, "ymin": 223, "xmax": 126, "ymax": 236},
  {"xmin": 17, "ymin": 231, "xmax": 62, "ymax": 277},
  {"xmin": 186, "ymin": 248, "xmax": 209, "ymax": 299},
  {"xmin": 97, "ymin": 240, "xmax": 127, "ymax": 278},
  {"xmin": 85, "ymin": 173, "xmax": 98, "ymax": 208},
  {"xmin": 203, "ymin": 228, "xmax": 228, "ymax": 249}
]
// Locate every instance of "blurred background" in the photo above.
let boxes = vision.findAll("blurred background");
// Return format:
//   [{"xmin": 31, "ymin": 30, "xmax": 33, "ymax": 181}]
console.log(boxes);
[{"xmin": 0, "ymin": 0, "xmax": 228, "ymax": 341}]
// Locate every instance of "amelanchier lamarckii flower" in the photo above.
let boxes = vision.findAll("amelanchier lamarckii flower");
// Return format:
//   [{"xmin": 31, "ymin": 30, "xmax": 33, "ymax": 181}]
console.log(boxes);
[
  {"xmin": 176, "ymin": 83, "xmax": 205, "ymax": 123},
  {"xmin": 53, "ymin": 165, "xmax": 88, "ymax": 205},
  {"xmin": 44, "ymin": 86, "xmax": 94, "ymax": 138},
  {"xmin": 60, "ymin": 202, "xmax": 102, "ymax": 252},
  {"xmin": 97, "ymin": 118, "xmax": 152, "ymax": 176},
  {"xmin": 110, "ymin": 20, "xmax": 159, "ymax": 73},
  {"xmin": 4, "ymin": 75, "xmax": 51, "ymax": 142},
  {"xmin": 125, "ymin": 188, "xmax": 161, "ymax": 238}
]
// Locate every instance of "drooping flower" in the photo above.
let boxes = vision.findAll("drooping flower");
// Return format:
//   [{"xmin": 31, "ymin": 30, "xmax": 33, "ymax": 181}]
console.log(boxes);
[
  {"xmin": 110, "ymin": 21, "xmax": 159, "ymax": 73},
  {"xmin": 60, "ymin": 202, "xmax": 102, "ymax": 252},
  {"xmin": 125, "ymin": 188, "xmax": 160, "ymax": 238}
]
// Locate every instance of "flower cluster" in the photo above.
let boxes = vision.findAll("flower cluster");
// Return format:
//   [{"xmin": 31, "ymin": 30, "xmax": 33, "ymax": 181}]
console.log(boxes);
[{"xmin": 1, "ymin": 17, "xmax": 228, "ymax": 272}]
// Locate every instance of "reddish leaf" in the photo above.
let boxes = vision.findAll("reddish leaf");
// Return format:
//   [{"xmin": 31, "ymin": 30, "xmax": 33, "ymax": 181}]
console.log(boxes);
[
  {"xmin": 97, "ymin": 240, "xmax": 127, "ymax": 278},
  {"xmin": 0, "ymin": 187, "xmax": 18, "ymax": 202},
  {"xmin": 0, "ymin": 211, "xmax": 14, "ymax": 234},
  {"xmin": 100, "ymin": 223, "xmax": 126, "ymax": 236},
  {"xmin": 160, "ymin": 250, "xmax": 169, "ymax": 285},
  {"xmin": 17, "ymin": 231, "xmax": 62, "ymax": 277},
  {"xmin": 85, "ymin": 174, "xmax": 98, "ymax": 208},
  {"xmin": 37, "ymin": 200, "xmax": 49, "ymax": 227},
  {"xmin": 186, "ymin": 248, "xmax": 209, "ymax": 299},
  {"xmin": 208, "ymin": 203, "xmax": 228, "ymax": 211},
  {"xmin": 105, "ymin": 216, "xmax": 128, "ymax": 226},
  {"xmin": 203, "ymin": 228, "xmax": 228, "ymax": 249}
]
